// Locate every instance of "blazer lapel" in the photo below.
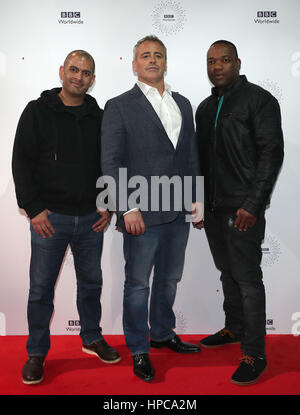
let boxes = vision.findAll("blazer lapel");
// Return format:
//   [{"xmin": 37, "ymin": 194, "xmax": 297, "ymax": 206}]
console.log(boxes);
[
  {"xmin": 172, "ymin": 93, "xmax": 185, "ymax": 150},
  {"xmin": 130, "ymin": 84, "xmax": 175, "ymax": 149},
  {"xmin": 130, "ymin": 84, "xmax": 164, "ymax": 131}
]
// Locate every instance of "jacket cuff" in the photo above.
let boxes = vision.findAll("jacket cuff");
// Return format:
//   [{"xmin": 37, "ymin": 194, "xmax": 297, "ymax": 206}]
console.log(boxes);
[
  {"xmin": 241, "ymin": 199, "xmax": 261, "ymax": 216},
  {"xmin": 23, "ymin": 200, "xmax": 46, "ymax": 219}
]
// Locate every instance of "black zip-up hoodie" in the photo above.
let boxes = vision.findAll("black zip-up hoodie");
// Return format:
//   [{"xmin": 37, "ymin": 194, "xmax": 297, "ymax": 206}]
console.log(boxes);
[{"xmin": 12, "ymin": 88, "xmax": 103, "ymax": 218}]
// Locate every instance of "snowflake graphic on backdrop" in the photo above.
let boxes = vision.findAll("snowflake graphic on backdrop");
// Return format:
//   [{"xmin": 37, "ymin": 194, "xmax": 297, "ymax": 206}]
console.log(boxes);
[
  {"xmin": 261, "ymin": 233, "xmax": 282, "ymax": 267},
  {"xmin": 174, "ymin": 308, "xmax": 188, "ymax": 334},
  {"xmin": 151, "ymin": 1, "xmax": 187, "ymax": 36},
  {"xmin": 0, "ymin": 51, "xmax": 6, "ymax": 77},
  {"xmin": 64, "ymin": 248, "xmax": 74, "ymax": 268},
  {"xmin": 258, "ymin": 79, "xmax": 283, "ymax": 103}
]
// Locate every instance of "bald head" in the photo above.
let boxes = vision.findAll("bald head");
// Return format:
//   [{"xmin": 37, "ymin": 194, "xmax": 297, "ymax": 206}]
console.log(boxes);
[{"xmin": 64, "ymin": 50, "xmax": 95, "ymax": 75}]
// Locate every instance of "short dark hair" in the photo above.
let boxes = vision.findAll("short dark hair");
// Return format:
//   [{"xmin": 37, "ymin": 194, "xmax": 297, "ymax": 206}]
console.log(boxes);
[
  {"xmin": 133, "ymin": 35, "xmax": 167, "ymax": 61},
  {"xmin": 64, "ymin": 50, "xmax": 95, "ymax": 74},
  {"xmin": 210, "ymin": 40, "xmax": 239, "ymax": 60}
]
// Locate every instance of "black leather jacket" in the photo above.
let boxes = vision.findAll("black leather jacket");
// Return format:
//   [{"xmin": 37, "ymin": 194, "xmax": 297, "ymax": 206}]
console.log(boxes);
[{"xmin": 195, "ymin": 75, "xmax": 284, "ymax": 216}]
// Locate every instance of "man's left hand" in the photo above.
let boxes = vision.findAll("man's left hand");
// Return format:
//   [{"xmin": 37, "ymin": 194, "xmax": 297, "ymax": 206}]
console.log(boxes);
[
  {"xmin": 234, "ymin": 208, "xmax": 257, "ymax": 231},
  {"xmin": 93, "ymin": 210, "xmax": 112, "ymax": 232},
  {"xmin": 193, "ymin": 220, "xmax": 204, "ymax": 229},
  {"xmin": 191, "ymin": 202, "xmax": 204, "ymax": 229}
]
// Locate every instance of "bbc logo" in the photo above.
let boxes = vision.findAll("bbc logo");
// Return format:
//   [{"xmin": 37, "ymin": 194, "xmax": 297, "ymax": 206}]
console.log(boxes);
[
  {"xmin": 257, "ymin": 11, "xmax": 277, "ymax": 18},
  {"xmin": 61, "ymin": 12, "xmax": 81, "ymax": 18},
  {"xmin": 68, "ymin": 320, "xmax": 81, "ymax": 326}
]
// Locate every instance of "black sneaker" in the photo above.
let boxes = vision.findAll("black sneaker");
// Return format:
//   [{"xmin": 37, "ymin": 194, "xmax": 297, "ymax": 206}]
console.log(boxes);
[
  {"xmin": 200, "ymin": 328, "xmax": 241, "ymax": 348},
  {"xmin": 82, "ymin": 339, "xmax": 121, "ymax": 363},
  {"xmin": 231, "ymin": 355, "xmax": 267, "ymax": 385},
  {"xmin": 22, "ymin": 355, "xmax": 45, "ymax": 385}
]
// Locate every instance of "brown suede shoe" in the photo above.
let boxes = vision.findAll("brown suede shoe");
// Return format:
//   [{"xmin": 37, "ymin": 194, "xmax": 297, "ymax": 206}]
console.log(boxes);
[
  {"xmin": 231, "ymin": 355, "xmax": 267, "ymax": 385},
  {"xmin": 200, "ymin": 328, "xmax": 241, "ymax": 348},
  {"xmin": 22, "ymin": 356, "xmax": 45, "ymax": 385},
  {"xmin": 82, "ymin": 339, "xmax": 121, "ymax": 363}
]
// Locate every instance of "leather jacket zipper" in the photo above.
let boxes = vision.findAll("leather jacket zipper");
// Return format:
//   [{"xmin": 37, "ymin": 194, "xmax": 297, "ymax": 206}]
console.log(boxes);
[{"xmin": 212, "ymin": 96, "xmax": 224, "ymax": 210}]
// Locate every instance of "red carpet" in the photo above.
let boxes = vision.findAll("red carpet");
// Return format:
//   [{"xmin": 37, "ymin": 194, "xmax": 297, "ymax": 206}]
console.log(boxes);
[{"xmin": 1, "ymin": 335, "xmax": 300, "ymax": 397}]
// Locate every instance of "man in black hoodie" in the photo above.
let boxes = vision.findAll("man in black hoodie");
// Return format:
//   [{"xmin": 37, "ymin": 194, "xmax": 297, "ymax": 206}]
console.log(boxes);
[{"xmin": 12, "ymin": 50, "xmax": 121, "ymax": 385}]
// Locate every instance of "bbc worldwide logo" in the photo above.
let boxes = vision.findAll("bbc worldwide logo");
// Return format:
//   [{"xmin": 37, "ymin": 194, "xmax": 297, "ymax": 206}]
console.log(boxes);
[
  {"xmin": 257, "ymin": 11, "xmax": 277, "ymax": 18},
  {"xmin": 66, "ymin": 320, "xmax": 81, "ymax": 332},
  {"xmin": 61, "ymin": 12, "xmax": 81, "ymax": 18},
  {"xmin": 266, "ymin": 319, "xmax": 275, "ymax": 331},
  {"xmin": 254, "ymin": 11, "xmax": 279, "ymax": 24},
  {"xmin": 68, "ymin": 320, "xmax": 81, "ymax": 326},
  {"xmin": 58, "ymin": 12, "xmax": 83, "ymax": 25}
]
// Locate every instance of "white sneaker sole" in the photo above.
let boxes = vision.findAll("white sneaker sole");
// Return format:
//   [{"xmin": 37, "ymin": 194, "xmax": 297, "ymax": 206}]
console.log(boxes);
[
  {"xmin": 22, "ymin": 376, "xmax": 44, "ymax": 385},
  {"xmin": 22, "ymin": 361, "xmax": 45, "ymax": 385},
  {"xmin": 82, "ymin": 346, "xmax": 121, "ymax": 364}
]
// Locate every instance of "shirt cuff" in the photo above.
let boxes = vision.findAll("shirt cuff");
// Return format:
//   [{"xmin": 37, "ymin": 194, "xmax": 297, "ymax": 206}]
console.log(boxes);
[{"xmin": 123, "ymin": 208, "xmax": 139, "ymax": 216}]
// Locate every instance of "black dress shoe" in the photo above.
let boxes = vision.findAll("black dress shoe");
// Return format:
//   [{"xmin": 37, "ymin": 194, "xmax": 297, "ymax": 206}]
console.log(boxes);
[
  {"xmin": 22, "ymin": 356, "xmax": 45, "ymax": 385},
  {"xmin": 133, "ymin": 353, "xmax": 155, "ymax": 382},
  {"xmin": 150, "ymin": 335, "xmax": 201, "ymax": 353}
]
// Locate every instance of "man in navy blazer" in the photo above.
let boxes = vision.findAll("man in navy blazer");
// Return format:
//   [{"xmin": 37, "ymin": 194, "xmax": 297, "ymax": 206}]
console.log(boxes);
[{"xmin": 101, "ymin": 35, "xmax": 202, "ymax": 382}]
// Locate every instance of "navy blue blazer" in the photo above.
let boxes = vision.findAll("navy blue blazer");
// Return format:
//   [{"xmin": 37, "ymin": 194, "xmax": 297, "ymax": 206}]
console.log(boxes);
[{"xmin": 101, "ymin": 84, "xmax": 200, "ymax": 228}]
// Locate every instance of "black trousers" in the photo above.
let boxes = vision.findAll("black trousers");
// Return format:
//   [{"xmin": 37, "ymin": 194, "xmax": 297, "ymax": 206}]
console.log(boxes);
[{"xmin": 204, "ymin": 209, "xmax": 266, "ymax": 357}]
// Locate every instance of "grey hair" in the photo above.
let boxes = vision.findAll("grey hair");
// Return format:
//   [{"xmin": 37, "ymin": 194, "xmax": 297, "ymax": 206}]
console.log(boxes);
[
  {"xmin": 63, "ymin": 50, "xmax": 95, "ymax": 74},
  {"xmin": 133, "ymin": 35, "xmax": 167, "ymax": 61}
]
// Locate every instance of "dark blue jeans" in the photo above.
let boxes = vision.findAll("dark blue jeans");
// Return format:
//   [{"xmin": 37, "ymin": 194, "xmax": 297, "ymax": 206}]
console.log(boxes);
[
  {"xmin": 204, "ymin": 210, "xmax": 266, "ymax": 357},
  {"xmin": 27, "ymin": 211, "xmax": 104, "ymax": 356},
  {"xmin": 123, "ymin": 213, "xmax": 190, "ymax": 355}
]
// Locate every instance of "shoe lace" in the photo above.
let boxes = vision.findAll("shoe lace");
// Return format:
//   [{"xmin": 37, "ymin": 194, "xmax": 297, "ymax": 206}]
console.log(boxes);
[
  {"xmin": 218, "ymin": 328, "xmax": 235, "ymax": 339},
  {"xmin": 239, "ymin": 355, "xmax": 255, "ymax": 366}
]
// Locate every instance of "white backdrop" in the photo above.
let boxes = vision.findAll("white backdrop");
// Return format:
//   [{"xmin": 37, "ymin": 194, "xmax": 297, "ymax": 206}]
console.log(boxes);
[{"xmin": 0, "ymin": 0, "xmax": 299, "ymax": 337}]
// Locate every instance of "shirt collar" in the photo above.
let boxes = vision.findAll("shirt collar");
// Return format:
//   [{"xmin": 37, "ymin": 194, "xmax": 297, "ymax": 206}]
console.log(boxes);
[{"xmin": 137, "ymin": 80, "xmax": 172, "ymax": 96}]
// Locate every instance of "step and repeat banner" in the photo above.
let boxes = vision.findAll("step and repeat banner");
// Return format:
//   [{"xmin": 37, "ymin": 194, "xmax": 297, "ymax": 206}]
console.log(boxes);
[{"xmin": 0, "ymin": 0, "xmax": 299, "ymax": 337}]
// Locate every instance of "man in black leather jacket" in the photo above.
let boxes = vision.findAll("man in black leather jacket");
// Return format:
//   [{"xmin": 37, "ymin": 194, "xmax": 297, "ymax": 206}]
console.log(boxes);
[{"xmin": 195, "ymin": 40, "xmax": 284, "ymax": 385}]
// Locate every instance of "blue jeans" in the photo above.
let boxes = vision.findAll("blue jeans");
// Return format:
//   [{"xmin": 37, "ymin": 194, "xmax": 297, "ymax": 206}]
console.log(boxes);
[
  {"xmin": 123, "ymin": 213, "xmax": 190, "ymax": 355},
  {"xmin": 27, "ymin": 211, "xmax": 104, "ymax": 356},
  {"xmin": 205, "ymin": 210, "xmax": 266, "ymax": 357}
]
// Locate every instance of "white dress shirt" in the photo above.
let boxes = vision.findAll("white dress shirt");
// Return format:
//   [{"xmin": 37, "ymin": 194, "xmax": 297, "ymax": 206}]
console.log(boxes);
[{"xmin": 136, "ymin": 80, "xmax": 182, "ymax": 148}]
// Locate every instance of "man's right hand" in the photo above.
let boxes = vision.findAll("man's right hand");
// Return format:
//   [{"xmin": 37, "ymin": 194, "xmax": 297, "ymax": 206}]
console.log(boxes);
[
  {"xmin": 124, "ymin": 210, "xmax": 145, "ymax": 236},
  {"xmin": 31, "ymin": 210, "xmax": 55, "ymax": 238}
]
